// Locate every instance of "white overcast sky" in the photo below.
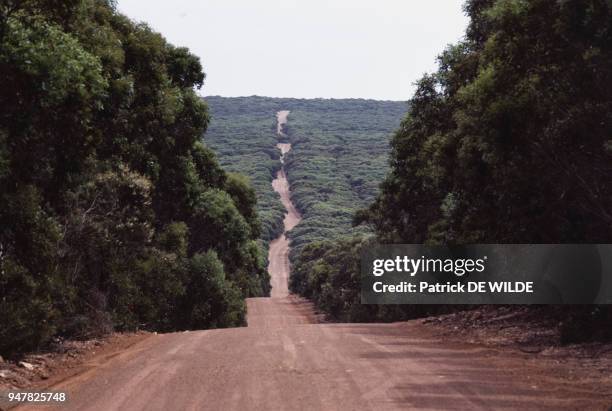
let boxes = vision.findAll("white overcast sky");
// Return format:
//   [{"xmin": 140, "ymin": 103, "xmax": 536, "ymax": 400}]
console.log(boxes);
[{"xmin": 117, "ymin": 0, "xmax": 468, "ymax": 101}]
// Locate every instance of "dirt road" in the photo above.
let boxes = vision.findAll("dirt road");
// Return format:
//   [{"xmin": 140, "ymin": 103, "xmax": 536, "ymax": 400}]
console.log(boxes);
[
  {"xmin": 25, "ymin": 299, "xmax": 608, "ymax": 410},
  {"xmin": 21, "ymin": 112, "xmax": 610, "ymax": 410},
  {"xmin": 269, "ymin": 137, "xmax": 301, "ymax": 297},
  {"xmin": 277, "ymin": 110, "xmax": 290, "ymax": 136}
]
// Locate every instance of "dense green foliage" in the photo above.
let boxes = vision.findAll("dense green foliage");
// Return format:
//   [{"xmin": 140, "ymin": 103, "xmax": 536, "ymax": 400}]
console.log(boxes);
[
  {"xmin": 280, "ymin": 100, "xmax": 406, "ymax": 258},
  {"xmin": 291, "ymin": 237, "xmax": 424, "ymax": 322},
  {"xmin": 206, "ymin": 97, "xmax": 406, "ymax": 315},
  {"xmin": 205, "ymin": 96, "xmax": 288, "ymax": 243},
  {"xmin": 205, "ymin": 97, "xmax": 406, "ymax": 254},
  {"xmin": 0, "ymin": 0, "xmax": 267, "ymax": 356},
  {"xmin": 293, "ymin": 0, "xmax": 612, "ymax": 334},
  {"xmin": 291, "ymin": 237, "xmax": 368, "ymax": 320},
  {"xmin": 291, "ymin": 236, "xmax": 453, "ymax": 323},
  {"xmin": 366, "ymin": 0, "xmax": 612, "ymax": 244},
  {"xmin": 205, "ymin": 96, "xmax": 406, "ymax": 266}
]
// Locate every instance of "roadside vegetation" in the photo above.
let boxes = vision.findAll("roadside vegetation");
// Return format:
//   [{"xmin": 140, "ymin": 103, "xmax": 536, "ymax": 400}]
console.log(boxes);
[
  {"xmin": 281, "ymin": 99, "xmax": 406, "ymax": 259},
  {"xmin": 204, "ymin": 96, "xmax": 288, "ymax": 245},
  {"xmin": 0, "ymin": 0, "xmax": 267, "ymax": 357},
  {"xmin": 292, "ymin": 0, "xmax": 612, "ymax": 342},
  {"xmin": 4, "ymin": 0, "xmax": 611, "ymax": 360},
  {"xmin": 205, "ymin": 96, "xmax": 406, "ymax": 264}
]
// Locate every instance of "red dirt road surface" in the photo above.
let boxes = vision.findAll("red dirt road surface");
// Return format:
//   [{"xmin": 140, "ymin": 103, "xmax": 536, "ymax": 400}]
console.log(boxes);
[
  {"xmin": 19, "ymin": 299, "xmax": 610, "ymax": 410},
  {"xmin": 276, "ymin": 110, "xmax": 290, "ymax": 136},
  {"xmin": 269, "ymin": 140, "xmax": 300, "ymax": 298},
  {"xmin": 17, "ymin": 112, "xmax": 611, "ymax": 410}
]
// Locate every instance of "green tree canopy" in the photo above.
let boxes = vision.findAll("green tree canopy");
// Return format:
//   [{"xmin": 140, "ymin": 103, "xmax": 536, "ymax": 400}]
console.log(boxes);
[
  {"xmin": 0, "ymin": 0, "xmax": 267, "ymax": 356},
  {"xmin": 364, "ymin": 0, "xmax": 612, "ymax": 244}
]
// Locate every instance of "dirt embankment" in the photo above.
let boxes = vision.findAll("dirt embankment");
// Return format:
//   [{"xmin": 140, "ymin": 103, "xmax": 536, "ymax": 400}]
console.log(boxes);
[{"xmin": 0, "ymin": 333, "xmax": 150, "ymax": 405}]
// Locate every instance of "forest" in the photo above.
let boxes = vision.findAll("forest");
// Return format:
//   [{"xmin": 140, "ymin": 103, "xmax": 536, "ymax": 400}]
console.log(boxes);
[
  {"xmin": 4, "ymin": 0, "xmax": 612, "ymax": 360},
  {"xmin": 0, "ymin": 0, "xmax": 268, "ymax": 356},
  {"xmin": 291, "ymin": 0, "xmax": 612, "ymax": 342},
  {"xmin": 204, "ymin": 97, "xmax": 406, "ymax": 262},
  {"xmin": 205, "ymin": 96, "xmax": 288, "ymax": 245},
  {"xmin": 280, "ymin": 99, "xmax": 405, "ymax": 260}
]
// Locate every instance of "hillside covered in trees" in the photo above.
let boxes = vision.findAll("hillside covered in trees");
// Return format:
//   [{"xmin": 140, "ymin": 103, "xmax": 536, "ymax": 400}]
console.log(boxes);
[
  {"xmin": 205, "ymin": 97, "xmax": 406, "ymax": 260},
  {"xmin": 205, "ymin": 96, "xmax": 289, "ymax": 245},
  {"xmin": 0, "ymin": 0, "xmax": 268, "ymax": 356},
  {"xmin": 292, "ymin": 0, "xmax": 612, "ymax": 340},
  {"xmin": 281, "ymin": 99, "xmax": 406, "ymax": 258}
]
